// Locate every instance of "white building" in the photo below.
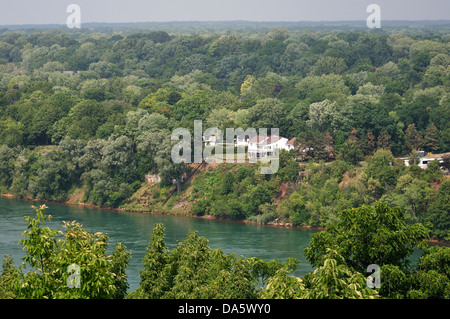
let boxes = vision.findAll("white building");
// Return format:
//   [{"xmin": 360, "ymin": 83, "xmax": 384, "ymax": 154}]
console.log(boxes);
[
  {"xmin": 402, "ymin": 156, "xmax": 444, "ymax": 169},
  {"xmin": 203, "ymin": 131, "xmax": 296, "ymax": 159},
  {"xmin": 285, "ymin": 137, "xmax": 296, "ymax": 151},
  {"xmin": 247, "ymin": 135, "xmax": 296, "ymax": 159},
  {"xmin": 203, "ymin": 134, "xmax": 217, "ymax": 146},
  {"xmin": 236, "ymin": 132, "xmax": 257, "ymax": 147}
]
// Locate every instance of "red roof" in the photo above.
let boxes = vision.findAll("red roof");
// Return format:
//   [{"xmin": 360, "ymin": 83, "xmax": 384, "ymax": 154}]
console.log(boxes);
[
  {"xmin": 248, "ymin": 135, "xmax": 268, "ymax": 143},
  {"xmin": 267, "ymin": 136, "xmax": 283, "ymax": 144},
  {"xmin": 286, "ymin": 137, "xmax": 296, "ymax": 145}
]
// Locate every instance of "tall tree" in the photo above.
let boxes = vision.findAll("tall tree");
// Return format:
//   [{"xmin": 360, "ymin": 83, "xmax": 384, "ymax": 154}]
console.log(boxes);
[
  {"xmin": 337, "ymin": 139, "xmax": 363, "ymax": 165},
  {"xmin": 377, "ymin": 127, "xmax": 391, "ymax": 150},
  {"xmin": 425, "ymin": 180, "xmax": 450, "ymax": 241},
  {"xmin": 405, "ymin": 123, "xmax": 422, "ymax": 152},
  {"xmin": 422, "ymin": 122, "xmax": 439, "ymax": 153},
  {"xmin": 324, "ymin": 131, "xmax": 335, "ymax": 161},
  {"xmin": 1, "ymin": 205, "xmax": 130, "ymax": 299},
  {"xmin": 304, "ymin": 202, "xmax": 429, "ymax": 273},
  {"xmin": 131, "ymin": 223, "xmax": 287, "ymax": 299},
  {"xmin": 362, "ymin": 149, "xmax": 396, "ymax": 197}
]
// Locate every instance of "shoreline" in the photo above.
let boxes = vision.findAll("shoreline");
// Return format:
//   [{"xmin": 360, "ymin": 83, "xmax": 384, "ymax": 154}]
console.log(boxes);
[
  {"xmin": 0, "ymin": 192, "xmax": 325, "ymax": 232},
  {"xmin": 1, "ymin": 192, "xmax": 448, "ymax": 245}
]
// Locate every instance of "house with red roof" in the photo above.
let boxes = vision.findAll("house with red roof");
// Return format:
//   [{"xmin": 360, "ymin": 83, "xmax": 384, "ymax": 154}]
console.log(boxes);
[{"xmin": 248, "ymin": 135, "xmax": 296, "ymax": 159}]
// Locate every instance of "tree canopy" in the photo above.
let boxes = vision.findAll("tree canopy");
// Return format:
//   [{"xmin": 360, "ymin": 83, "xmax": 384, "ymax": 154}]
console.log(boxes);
[{"xmin": 0, "ymin": 22, "xmax": 449, "ymax": 299}]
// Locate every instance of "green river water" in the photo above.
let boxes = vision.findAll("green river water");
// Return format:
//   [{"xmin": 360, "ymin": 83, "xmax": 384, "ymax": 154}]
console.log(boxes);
[{"xmin": 0, "ymin": 197, "xmax": 319, "ymax": 292}]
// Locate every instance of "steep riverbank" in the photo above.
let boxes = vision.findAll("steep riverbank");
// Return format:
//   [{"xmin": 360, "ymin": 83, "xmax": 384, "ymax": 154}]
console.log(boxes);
[
  {"xmin": 0, "ymin": 191, "xmax": 326, "ymax": 232},
  {"xmin": 2, "ymin": 191, "xmax": 448, "ymax": 246}
]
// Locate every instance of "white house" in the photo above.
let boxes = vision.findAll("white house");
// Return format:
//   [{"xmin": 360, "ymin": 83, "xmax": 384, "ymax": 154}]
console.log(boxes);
[
  {"xmin": 203, "ymin": 134, "xmax": 217, "ymax": 146},
  {"xmin": 236, "ymin": 132, "xmax": 257, "ymax": 147},
  {"xmin": 247, "ymin": 135, "xmax": 296, "ymax": 159},
  {"xmin": 402, "ymin": 156, "xmax": 443, "ymax": 169},
  {"xmin": 401, "ymin": 151, "xmax": 447, "ymax": 169},
  {"xmin": 203, "ymin": 131, "xmax": 296, "ymax": 159},
  {"xmin": 286, "ymin": 137, "xmax": 296, "ymax": 151}
]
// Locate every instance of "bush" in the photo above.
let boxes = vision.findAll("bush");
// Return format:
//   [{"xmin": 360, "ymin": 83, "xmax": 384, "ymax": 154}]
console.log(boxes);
[
  {"xmin": 0, "ymin": 205, "xmax": 130, "ymax": 299},
  {"xmin": 192, "ymin": 198, "xmax": 210, "ymax": 216}
]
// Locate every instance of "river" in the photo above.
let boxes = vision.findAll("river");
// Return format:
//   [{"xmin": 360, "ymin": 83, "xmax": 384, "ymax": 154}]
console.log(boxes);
[{"xmin": 0, "ymin": 197, "xmax": 318, "ymax": 292}]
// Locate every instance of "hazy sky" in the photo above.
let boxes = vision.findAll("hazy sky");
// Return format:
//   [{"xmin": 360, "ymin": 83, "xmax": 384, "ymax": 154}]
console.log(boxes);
[{"xmin": 0, "ymin": 0, "xmax": 449, "ymax": 25}]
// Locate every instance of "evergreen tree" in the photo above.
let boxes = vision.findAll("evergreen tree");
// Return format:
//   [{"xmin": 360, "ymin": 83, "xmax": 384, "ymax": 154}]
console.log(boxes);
[
  {"xmin": 405, "ymin": 123, "xmax": 422, "ymax": 152},
  {"xmin": 423, "ymin": 122, "xmax": 439, "ymax": 153},
  {"xmin": 377, "ymin": 127, "xmax": 391, "ymax": 150}
]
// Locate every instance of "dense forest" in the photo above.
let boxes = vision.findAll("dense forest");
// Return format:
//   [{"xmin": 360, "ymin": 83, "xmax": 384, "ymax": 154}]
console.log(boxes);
[{"xmin": 0, "ymin": 22, "xmax": 449, "ymax": 245}]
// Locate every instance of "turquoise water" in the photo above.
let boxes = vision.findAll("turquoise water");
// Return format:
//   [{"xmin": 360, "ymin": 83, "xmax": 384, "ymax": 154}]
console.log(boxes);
[{"xmin": 0, "ymin": 197, "xmax": 318, "ymax": 292}]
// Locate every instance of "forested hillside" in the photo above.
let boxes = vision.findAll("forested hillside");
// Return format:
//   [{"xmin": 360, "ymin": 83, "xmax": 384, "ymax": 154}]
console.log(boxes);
[{"xmin": 0, "ymin": 23, "xmax": 449, "ymax": 241}]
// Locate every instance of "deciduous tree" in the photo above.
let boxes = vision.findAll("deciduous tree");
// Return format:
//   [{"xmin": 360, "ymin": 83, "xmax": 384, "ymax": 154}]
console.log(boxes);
[
  {"xmin": 304, "ymin": 202, "xmax": 429, "ymax": 273},
  {"xmin": 0, "ymin": 205, "xmax": 130, "ymax": 299}
]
